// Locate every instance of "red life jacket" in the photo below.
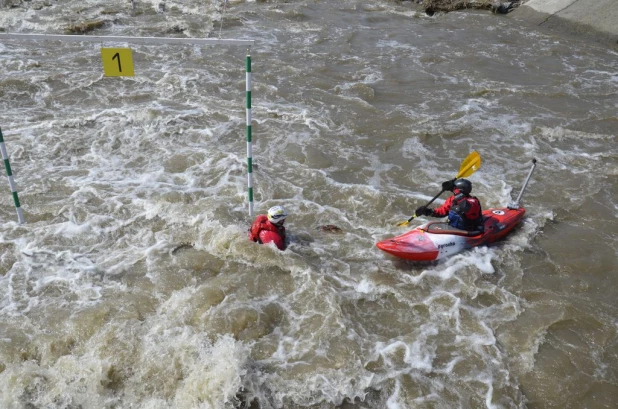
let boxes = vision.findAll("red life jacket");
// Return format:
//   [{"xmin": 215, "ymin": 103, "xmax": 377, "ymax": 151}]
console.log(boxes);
[
  {"xmin": 248, "ymin": 214, "xmax": 286, "ymax": 248},
  {"xmin": 432, "ymin": 189, "xmax": 483, "ymax": 230}
]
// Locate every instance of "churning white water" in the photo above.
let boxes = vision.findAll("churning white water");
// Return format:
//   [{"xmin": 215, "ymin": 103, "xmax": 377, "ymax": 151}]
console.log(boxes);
[{"xmin": 0, "ymin": 1, "xmax": 617, "ymax": 408}]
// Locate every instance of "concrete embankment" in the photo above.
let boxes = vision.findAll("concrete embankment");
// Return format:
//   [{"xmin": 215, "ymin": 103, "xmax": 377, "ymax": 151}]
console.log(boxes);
[{"xmin": 510, "ymin": 0, "xmax": 618, "ymax": 48}]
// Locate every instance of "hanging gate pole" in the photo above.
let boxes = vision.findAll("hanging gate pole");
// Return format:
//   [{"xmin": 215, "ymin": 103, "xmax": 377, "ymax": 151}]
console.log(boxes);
[
  {"xmin": 0, "ymin": 128, "xmax": 25, "ymax": 224},
  {"xmin": 246, "ymin": 53, "xmax": 254, "ymax": 218}
]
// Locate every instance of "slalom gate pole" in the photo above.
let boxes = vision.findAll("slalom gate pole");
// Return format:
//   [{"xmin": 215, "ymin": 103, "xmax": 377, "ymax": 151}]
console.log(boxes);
[
  {"xmin": 246, "ymin": 52, "xmax": 254, "ymax": 218},
  {"xmin": 0, "ymin": 128, "xmax": 25, "ymax": 224}
]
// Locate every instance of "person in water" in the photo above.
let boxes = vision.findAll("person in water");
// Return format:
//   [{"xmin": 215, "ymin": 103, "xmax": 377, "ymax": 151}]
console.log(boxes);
[
  {"xmin": 248, "ymin": 205, "xmax": 288, "ymax": 250},
  {"xmin": 415, "ymin": 178, "xmax": 483, "ymax": 231}
]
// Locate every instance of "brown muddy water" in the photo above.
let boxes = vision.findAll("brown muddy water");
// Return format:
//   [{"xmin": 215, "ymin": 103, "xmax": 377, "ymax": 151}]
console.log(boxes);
[{"xmin": 0, "ymin": 1, "xmax": 616, "ymax": 408}]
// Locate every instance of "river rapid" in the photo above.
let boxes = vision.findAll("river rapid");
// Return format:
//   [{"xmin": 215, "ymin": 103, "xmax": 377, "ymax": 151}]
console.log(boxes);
[{"xmin": 0, "ymin": 1, "xmax": 616, "ymax": 408}]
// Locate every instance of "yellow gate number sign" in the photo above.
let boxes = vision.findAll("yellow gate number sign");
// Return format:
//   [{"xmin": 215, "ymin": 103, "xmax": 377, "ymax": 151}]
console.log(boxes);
[{"xmin": 101, "ymin": 48, "xmax": 135, "ymax": 77}]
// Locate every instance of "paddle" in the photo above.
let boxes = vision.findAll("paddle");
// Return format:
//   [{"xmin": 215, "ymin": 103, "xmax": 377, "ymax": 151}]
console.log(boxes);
[{"xmin": 396, "ymin": 151, "xmax": 482, "ymax": 227}]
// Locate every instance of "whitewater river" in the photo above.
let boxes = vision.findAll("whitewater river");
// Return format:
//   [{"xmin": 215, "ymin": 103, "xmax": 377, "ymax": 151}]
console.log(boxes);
[{"xmin": 0, "ymin": 1, "xmax": 616, "ymax": 408}]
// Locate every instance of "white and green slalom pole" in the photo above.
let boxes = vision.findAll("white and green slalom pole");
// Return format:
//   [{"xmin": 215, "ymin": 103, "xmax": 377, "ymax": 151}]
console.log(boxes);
[
  {"xmin": 0, "ymin": 128, "xmax": 25, "ymax": 224},
  {"xmin": 246, "ymin": 52, "xmax": 254, "ymax": 217}
]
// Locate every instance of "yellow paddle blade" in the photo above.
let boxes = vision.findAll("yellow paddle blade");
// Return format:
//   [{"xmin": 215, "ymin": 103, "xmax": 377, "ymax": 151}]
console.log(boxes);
[
  {"xmin": 457, "ymin": 151, "xmax": 481, "ymax": 178},
  {"xmin": 396, "ymin": 214, "xmax": 416, "ymax": 226}
]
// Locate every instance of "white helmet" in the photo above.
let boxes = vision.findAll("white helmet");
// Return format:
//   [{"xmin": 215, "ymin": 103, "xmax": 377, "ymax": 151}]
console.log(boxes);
[{"xmin": 267, "ymin": 205, "xmax": 288, "ymax": 225}]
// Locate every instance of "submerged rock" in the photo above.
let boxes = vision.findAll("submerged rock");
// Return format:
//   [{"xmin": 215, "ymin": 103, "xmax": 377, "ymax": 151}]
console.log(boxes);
[
  {"xmin": 317, "ymin": 224, "xmax": 344, "ymax": 234},
  {"xmin": 171, "ymin": 243, "xmax": 194, "ymax": 255}
]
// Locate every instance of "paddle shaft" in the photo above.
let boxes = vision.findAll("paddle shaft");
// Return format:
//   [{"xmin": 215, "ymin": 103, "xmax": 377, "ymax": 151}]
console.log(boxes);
[
  {"xmin": 405, "ymin": 188, "xmax": 446, "ymax": 223},
  {"xmin": 424, "ymin": 188, "xmax": 446, "ymax": 208}
]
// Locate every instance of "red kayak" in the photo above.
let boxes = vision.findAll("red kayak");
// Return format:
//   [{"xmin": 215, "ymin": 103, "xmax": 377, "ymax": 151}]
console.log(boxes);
[
  {"xmin": 378, "ymin": 159, "xmax": 537, "ymax": 262},
  {"xmin": 376, "ymin": 207, "xmax": 525, "ymax": 261}
]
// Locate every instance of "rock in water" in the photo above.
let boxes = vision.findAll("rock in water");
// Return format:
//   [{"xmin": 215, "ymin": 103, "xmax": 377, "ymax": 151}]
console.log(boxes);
[{"xmin": 317, "ymin": 225, "xmax": 343, "ymax": 233}]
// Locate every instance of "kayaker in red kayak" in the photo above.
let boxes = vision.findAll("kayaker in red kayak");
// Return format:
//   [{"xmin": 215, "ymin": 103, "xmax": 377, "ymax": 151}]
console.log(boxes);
[
  {"xmin": 248, "ymin": 205, "xmax": 288, "ymax": 250},
  {"xmin": 415, "ymin": 179, "xmax": 484, "ymax": 231}
]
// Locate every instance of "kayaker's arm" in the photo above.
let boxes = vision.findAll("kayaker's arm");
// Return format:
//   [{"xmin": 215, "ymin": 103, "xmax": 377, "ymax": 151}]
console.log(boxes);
[{"xmin": 430, "ymin": 195, "xmax": 455, "ymax": 217}]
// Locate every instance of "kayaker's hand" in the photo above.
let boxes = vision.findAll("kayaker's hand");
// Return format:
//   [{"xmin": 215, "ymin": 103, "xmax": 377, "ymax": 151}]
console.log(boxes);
[
  {"xmin": 442, "ymin": 179, "xmax": 455, "ymax": 192},
  {"xmin": 415, "ymin": 206, "xmax": 433, "ymax": 217}
]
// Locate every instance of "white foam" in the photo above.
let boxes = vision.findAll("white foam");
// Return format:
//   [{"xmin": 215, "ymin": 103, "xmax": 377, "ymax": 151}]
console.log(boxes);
[{"xmin": 0, "ymin": 2, "xmax": 614, "ymax": 408}]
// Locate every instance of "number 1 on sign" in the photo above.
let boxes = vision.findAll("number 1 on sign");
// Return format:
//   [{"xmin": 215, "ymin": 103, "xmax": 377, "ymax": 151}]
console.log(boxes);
[
  {"xmin": 101, "ymin": 48, "xmax": 135, "ymax": 77},
  {"xmin": 112, "ymin": 52, "xmax": 122, "ymax": 72}
]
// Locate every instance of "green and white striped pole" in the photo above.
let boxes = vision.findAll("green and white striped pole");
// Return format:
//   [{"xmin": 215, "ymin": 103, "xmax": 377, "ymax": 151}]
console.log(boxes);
[
  {"xmin": 246, "ymin": 52, "xmax": 254, "ymax": 217},
  {"xmin": 0, "ymin": 128, "xmax": 25, "ymax": 224}
]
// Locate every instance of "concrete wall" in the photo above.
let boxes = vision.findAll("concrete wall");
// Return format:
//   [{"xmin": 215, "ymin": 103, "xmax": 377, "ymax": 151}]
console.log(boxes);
[{"xmin": 511, "ymin": 0, "xmax": 618, "ymax": 48}]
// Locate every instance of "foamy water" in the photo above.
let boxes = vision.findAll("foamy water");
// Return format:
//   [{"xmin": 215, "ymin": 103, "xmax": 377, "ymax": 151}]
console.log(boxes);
[{"xmin": 0, "ymin": 1, "xmax": 617, "ymax": 408}]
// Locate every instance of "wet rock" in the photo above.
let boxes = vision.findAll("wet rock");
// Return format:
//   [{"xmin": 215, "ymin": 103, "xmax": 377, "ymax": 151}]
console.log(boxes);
[
  {"xmin": 65, "ymin": 20, "xmax": 106, "ymax": 34},
  {"xmin": 493, "ymin": 1, "xmax": 517, "ymax": 14},
  {"xmin": 403, "ymin": 0, "xmax": 523, "ymax": 15}
]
